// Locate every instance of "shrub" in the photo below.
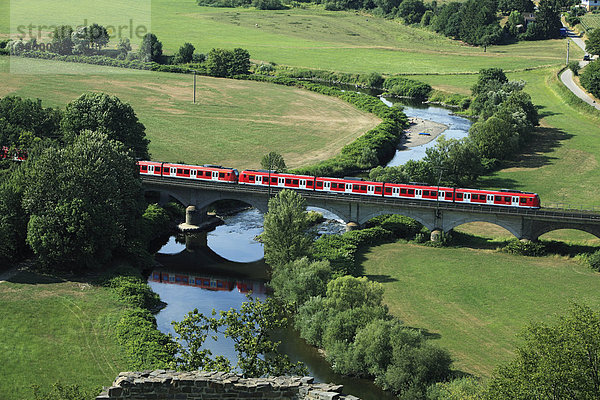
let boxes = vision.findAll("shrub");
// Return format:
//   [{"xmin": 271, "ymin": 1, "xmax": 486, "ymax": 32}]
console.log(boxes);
[
  {"xmin": 383, "ymin": 77, "xmax": 432, "ymax": 100},
  {"xmin": 587, "ymin": 250, "xmax": 600, "ymax": 271},
  {"xmin": 501, "ymin": 239, "xmax": 546, "ymax": 256},
  {"xmin": 365, "ymin": 214, "xmax": 422, "ymax": 239},
  {"xmin": 568, "ymin": 61, "xmax": 581, "ymax": 76},
  {"xmin": 580, "ymin": 60, "xmax": 600, "ymax": 99},
  {"xmin": 107, "ymin": 275, "xmax": 163, "ymax": 311}
]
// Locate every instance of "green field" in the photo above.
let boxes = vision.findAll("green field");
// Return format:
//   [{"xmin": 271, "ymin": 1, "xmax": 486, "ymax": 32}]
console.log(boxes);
[
  {"xmin": 0, "ymin": 270, "xmax": 129, "ymax": 399},
  {"xmin": 0, "ymin": 1, "xmax": 572, "ymax": 74},
  {"xmin": 361, "ymin": 241, "xmax": 600, "ymax": 377},
  {"xmin": 0, "ymin": 57, "xmax": 380, "ymax": 168},
  {"xmin": 581, "ymin": 13, "xmax": 600, "ymax": 31}
]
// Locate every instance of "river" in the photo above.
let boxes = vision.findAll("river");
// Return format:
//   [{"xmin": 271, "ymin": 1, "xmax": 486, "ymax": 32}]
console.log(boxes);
[{"xmin": 147, "ymin": 100, "xmax": 472, "ymax": 399}]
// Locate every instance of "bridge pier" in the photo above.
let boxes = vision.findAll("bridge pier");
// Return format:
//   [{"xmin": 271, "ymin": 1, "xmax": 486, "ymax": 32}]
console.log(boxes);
[
  {"xmin": 430, "ymin": 229, "xmax": 443, "ymax": 242},
  {"xmin": 346, "ymin": 222, "xmax": 359, "ymax": 231},
  {"xmin": 185, "ymin": 232, "xmax": 208, "ymax": 252}
]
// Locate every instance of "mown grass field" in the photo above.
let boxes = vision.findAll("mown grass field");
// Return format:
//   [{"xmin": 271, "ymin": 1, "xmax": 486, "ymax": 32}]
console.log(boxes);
[
  {"xmin": 0, "ymin": 0, "xmax": 572, "ymax": 74},
  {"xmin": 0, "ymin": 270, "xmax": 129, "ymax": 399},
  {"xmin": 0, "ymin": 57, "xmax": 380, "ymax": 168},
  {"xmin": 361, "ymin": 241, "xmax": 600, "ymax": 377},
  {"xmin": 581, "ymin": 13, "xmax": 600, "ymax": 31}
]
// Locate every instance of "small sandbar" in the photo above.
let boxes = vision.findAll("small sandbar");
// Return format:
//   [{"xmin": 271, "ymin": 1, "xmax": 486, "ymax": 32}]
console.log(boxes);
[{"xmin": 399, "ymin": 117, "xmax": 448, "ymax": 149}]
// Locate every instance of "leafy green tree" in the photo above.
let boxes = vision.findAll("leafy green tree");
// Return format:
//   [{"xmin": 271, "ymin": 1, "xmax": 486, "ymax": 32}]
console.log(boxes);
[
  {"xmin": 262, "ymin": 189, "xmax": 312, "ymax": 268},
  {"xmin": 580, "ymin": 60, "xmax": 600, "ymax": 99},
  {"xmin": 61, "ymin": 92, "xmax": 150, "ymax": 159},
  {"xmin": 427, "ymin": 377, "xmax": 485, "ymax": 400},
  {"xmin": 487, "ymin": 303, "xmax": 600, "ymax": 399},
  {"xmin": 523, "ymin": 0, "xmax": 561, "ymax": 40},
  {"xmin": 87, "ymin": 23, "xmax": 109, "ymax": 51},
  {"xmin": 253, "ymin": 0, "xmax": 285, "ymax": 10},
  {"xmin": 231, "ymin": 47, "xmax": 251, "ymax": 75},
  {"xmin": 506, "ymin": 11, "xmax": 525, "ymax": 37},
  {"xmin": 471, "ymin": 68, "xmax": 508, "ymax": 96},
  {"xmin": 498, "ymin": 0, "xmax": 534, "ymax": 13},
  {"xmin": 0, "ymin": 166, "xmax": 28, "ymax": 262},
  {"xmin": 357, "ymin": 146, "xmax": 379, "ymax": 169},
  {"xmin": 23, "ymin": 131, "xmax": 144, "ymax": 270},
  {"xmin": 138, "ymin": 33, "xmax": 163, "ymax": 62},
  {"xmin": 586, "ymin": 29, "xmax": 600, "ymax": 56},
  {"xmin": 50, "ymin": 25, "xmax": 73, "ymax": 55},
  {"xmin": 397, "ymin": 0, "xmax": 427, "ymax": 24},
  {"xmin": 117, "ymin": 38, "xmax": 132, "ymax": 59},
  {"xmin": 469, "ymin": 115, "xmax": 519, "ymax": 160},
  {"xmin": 205, "ymin": 48, "xmax": 251, "ymax": 77},
  {"xmin": 270, "ymin": 257, "xmax": 331, "ymax": 308},
  {"xmin": 369, "ymin": 165, "xmax": 409, "ymax": 183},
  {"xmin": 421, "ymin": 136, "xmax": 483, "ymax": 187},
  {"xmin": 0, "ymin": 96, "xmax": 62, "ymax": 146},
  {"xmin": 260, "ymin": 151, "xmax": 287, "ymax": 172},
  {"xmin": 173, "ymin": 296, "xmax": 307, "ymax": 377},
  {"xmin": 174, "ymin": 42, "xmax": 195, "ymax": 64},
  {"xmin": 325, "ymin": 275, "xmax": 384, "ymax": 311},
  {"xmin": 71, "ymin": 26, "xmax": 91, "ymax": 55}
]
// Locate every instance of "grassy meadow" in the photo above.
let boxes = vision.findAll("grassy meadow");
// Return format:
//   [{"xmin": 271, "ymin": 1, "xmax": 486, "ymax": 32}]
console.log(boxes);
[
  {"xmin": 0, "ymin": 57, "xmax": 380, "ymax": 168},
  {"xmin": 361, "ymin": 241, "xmax": 600, "ymax": 377},
  {"xmin": 0, "ymin": 270, "xmax": 129, "ymax": 399}
]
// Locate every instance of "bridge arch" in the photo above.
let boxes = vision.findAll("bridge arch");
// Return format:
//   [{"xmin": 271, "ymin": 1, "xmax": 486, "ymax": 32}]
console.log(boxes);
[
  {"xmin": 357, "ymin": 209, "xmax": 435, "ymax": 231},
  {"xmin": 442, "ymin": 215, "xmax": 523, "ymax": 240},
  {"xmin": 529, "ymin": 223, "xmax": 600, "ymax": 241}
]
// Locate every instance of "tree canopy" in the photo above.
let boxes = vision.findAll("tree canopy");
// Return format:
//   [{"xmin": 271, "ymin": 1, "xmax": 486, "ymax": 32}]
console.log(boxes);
[
  {"xmin": 586, "ymin": 29, "xmax": 600, "ymax": 57},
  {"xmin": 61, "ymin": 92, "xmax": 150, "ymax": 159},
  {"xmin": 139, "ymin": 33, "xmax": 163, "ymax": 63},
  {"xmin": 22, "ymin": 131, "xmax": 144, "ymax": 270},
  {"xmin": 260, "ymin": 151, "xmax": 287, "ymax": 172},
  {"xmin": 487, "ymin": 303, "xmax": 600, "ymax": 399}
]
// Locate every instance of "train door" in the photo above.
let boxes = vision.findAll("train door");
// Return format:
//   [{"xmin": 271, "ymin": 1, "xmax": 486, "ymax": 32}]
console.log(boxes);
[
  {"xmin": 512, "ymin": 196, "xmax": 519, "ymax": 206},
  {"xmin": 211, "ymin": 171, "xmax": 219, "ymax": 181},
  {"xmin": 367, "ymin": 185, "xmax": 375, "ymax": 195},
  {"xmin": 464, "ymin": 193, "xmax": 471, "ymax": 203},
  {"xmin": 256, "ymin": 175, "xmax": 262, "ymax": 185},
  {"xmin": 415, "ymin": 189, "xmax": 422, "ymax": 199},
  {"xmin": 278, "ymin": 177, "xmax": 284, "ymax": 187},
  {"xmin": 191, "ymin": 170, "xmax": 196, "ymax": 178},
  {"xmin": 300, "ymin": 179, "xmax": 307, "ymax": 189},
  {"xmin": 393, "ymin": 187, "xmax": 400, "ymax": 197},
  {"xmin": 345, "ymin": 183, "xmax": 352, "ymax": 193},
  {"xmin": 148, "ymin": 165, "xmax": 154, "ymax": 174},
  {"xmin": 324, "ymin": 181, "xmax": 331, "ymax": 191},
  {"xmin": 487, "ymin": 194, "xmax": 494, "ymax": 204},
  {"xmin": 438, "ymin": 191, "xmax": 445, "ymax": 201}
]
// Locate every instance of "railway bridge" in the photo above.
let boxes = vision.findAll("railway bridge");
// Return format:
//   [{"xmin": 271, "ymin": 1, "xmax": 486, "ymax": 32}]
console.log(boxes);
[{"xmin": 141, "ymin": 176, "xmax": 600, "ymax": 241}]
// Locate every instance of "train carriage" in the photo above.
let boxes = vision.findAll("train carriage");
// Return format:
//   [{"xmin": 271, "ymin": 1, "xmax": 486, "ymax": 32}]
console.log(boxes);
[
  {"xmin": 137, "ymin": 161, "xmax": 238, "ymax": 183},
  {"xmin": 239, "ymin": 170, "xmax": 316, "ymax": 190},
  {"xmin": 315, "ymin": 176, "xmax": 385, "ymax": 196}
]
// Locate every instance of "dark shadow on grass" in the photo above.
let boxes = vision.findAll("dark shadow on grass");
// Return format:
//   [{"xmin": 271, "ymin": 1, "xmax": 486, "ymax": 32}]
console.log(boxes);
[
  {"xmin": 8, "ymin": 270, "xmax": 64, "ymax": 284},
  {"xmin": 449, "ymin": 231, "xmax": 507, "ymax": 250},
  {"xmin": 364, "ymin": 274, "xmax": 399, "ymax": 283},
  {"xmin": 536, "ymin": 105, "xmax": 559, "ymax": 119},
  {"xmin": 504, "ymin": 126, "xmax": 572, "ymax": 169}
]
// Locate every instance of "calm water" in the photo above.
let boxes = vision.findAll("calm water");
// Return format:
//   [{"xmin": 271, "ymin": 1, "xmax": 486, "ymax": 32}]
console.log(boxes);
[{"xmin": 381, "ymin": 97, "xmax": 473, "ymax": 166}]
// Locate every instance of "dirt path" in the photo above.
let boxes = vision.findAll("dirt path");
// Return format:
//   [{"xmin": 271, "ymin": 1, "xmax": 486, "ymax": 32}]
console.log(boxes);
[{"xmin": 400, "ymin": 117, "xmax": 449, "ymax": 148}]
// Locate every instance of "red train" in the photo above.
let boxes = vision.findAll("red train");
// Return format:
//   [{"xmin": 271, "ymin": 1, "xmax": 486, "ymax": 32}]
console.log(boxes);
[
  {"xmin": 149, "ymin": 270, "xmax": 267, "ymax": 294},
  {"xmin": 0, "ymin": 146, "xmax": 27, "ymax": 161},
  {"xmin": 138, "ymin": 161, "xmax": 541, "ymax": 209}
]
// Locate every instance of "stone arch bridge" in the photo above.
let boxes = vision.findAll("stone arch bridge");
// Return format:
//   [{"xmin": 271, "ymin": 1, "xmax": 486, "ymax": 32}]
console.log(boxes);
[{"xmin": 142, "ymin": 176, "xmax": 600, "ymax": 241}]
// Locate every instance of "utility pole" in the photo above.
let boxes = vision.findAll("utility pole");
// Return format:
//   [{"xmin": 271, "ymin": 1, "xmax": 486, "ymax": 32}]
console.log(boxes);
[{"xmin": 566, "ymin": 38, "xmax": 570, "ymax": 66}]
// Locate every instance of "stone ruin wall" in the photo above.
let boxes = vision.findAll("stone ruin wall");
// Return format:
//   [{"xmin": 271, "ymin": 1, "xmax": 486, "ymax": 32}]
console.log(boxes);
[{"xmin": 97, "ymin": 370, "xmax": 362, "ymax": 400}]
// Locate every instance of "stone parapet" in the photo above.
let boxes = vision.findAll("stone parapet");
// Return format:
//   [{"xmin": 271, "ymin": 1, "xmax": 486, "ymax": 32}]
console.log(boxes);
[{"xmin": 97, "ymin": 371, "xmax": 361, "ymax": 400}]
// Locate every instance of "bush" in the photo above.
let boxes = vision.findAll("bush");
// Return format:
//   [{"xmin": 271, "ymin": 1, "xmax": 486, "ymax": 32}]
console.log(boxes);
[
  {"xmin": 383, "ymin": 76, "xmax": 432, "ymax": 100},
  {"xmin": 365, "ymin": 214, "xmax": 422, "ymax": 239},
  {"xmin": 501, "ymin": 239, "xmax": 546, "ymax": 256},
  {"xmin": 568, "ymin": 61, "xmax": 581, "ymax": 76},
  {"xmin": 107, "ymin": 275, "xmax": 163, "ymax": 311},
  {"xmin": 586, "ymin": 250, "xmax": 600, "ymax": 271},
  {"xmin": 580, "ymin": 60, "xmax": 600, "ymax": 99}
]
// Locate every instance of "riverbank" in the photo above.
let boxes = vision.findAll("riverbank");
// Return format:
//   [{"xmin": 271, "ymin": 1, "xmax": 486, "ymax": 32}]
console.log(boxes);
[{"xmin": 399, "ymin": 117, "xmax": 449, "ymax": 148}]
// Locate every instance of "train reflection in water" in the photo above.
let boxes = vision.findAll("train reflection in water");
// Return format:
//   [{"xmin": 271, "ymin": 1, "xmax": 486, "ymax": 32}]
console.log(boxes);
[{"xmin": 149, "ymin": 270, "xmax": 267, "ymax": 295}]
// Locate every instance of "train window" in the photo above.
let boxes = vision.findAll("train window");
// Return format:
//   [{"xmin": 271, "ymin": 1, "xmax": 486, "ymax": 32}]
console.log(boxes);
[
  {"xmin": 408, "ymin": 189, "xmax": 414, "ymax": 195},
  {"xmin": 316, "ymin": 182, "xmax": 323, "ymax": 188},
  {"xmin": 177, "ymin": 169, "xmax": 183, "ymax": 174},
  {"xmin": 293, "ymin": 179, "xmax": 298, "ymax": 185},
  {"xmin": 249, "ymin": 175, "xmax": 255, "ymax": 181},
  {"xmin": 375, "ymin": 187, "xmax": 382, "ymax": 193},
  {"xmin": 431, "ymin": 191, "xmax": 437, "ymax": 197},
  {"xmin": 307, "ymin": 181, "xmax": 313, "ymax": 187},
  {"xmin": 184, "ymin": 169, "xmax": 190, "ymax": 174},
  {"xmin": 446, "ymin": 192, "xmax": 452, "ymax": 198},
  {"xmin": 331, "ymin": 183, "xmax": 337, "ymax": 189},
  {"xmin": 141, "ymin": 165, "xmax": 147, "ymax": 171},
  {"xmin": 400, "ymin": 188, "xmax": 407, "ymax": 194},
  {"xmin": 361, "ymin": 185, "xmax": 367, "ymax": 191},
  {"xmin": 495, "ymin": 196, "xmax": 501, "ymax": 201},
  {"xmin": 385, "ymin": 188, "xmax": 392, "ymax": 194},
  {"xmin": 423, "ymin": 190, "xmax": 429, "ymax": 196},
  {"xmin": 156, "ymin": 167, "xmax": 161, "ymax": 172},
  {"xmin": 457, "ymin": 193, "xmax": 463, "ymax": 199},
  {"xmin": 271, "ymin": 177, "xmax": 277, "ymax": 183},
  {"xmin": 219, "ymin": 172, "xmax": 225, "ymax": 178},
  {"xmin": 504, "ymin": 197, "xmax": 511, "ymax": 202},
  {"xmin": 520, "ymin": 198, "xmax": 527, "ymax": 203},
  {"xmin": 285, "ymin": 179, "xmax": 291, "ymax": 184}
]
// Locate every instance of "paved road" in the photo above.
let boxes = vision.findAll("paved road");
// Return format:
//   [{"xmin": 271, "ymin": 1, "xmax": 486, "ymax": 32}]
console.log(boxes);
[{"xmin": 560, "ymin": 27, "xmax": 600, "ymax": 111}]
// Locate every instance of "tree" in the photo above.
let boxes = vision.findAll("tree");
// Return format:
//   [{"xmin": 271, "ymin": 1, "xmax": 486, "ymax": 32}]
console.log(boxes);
[
  {"xmin": 174, "ymin": 42, "xmax": 195, "ymax": 64},
  {"xmin": 270, "ymin": 257, "xmax": 331, "ymax": 308},
  {"xmin": 368, "ymin": 165, "xmax": 409, "ymax": 183},
  {"xmin": 87, "ymin": 23, "xmax": 109, "ymax": 51},
  {"xmin": 71, "ymin": 26, "xmax": 91, "ymax": 55},
  {"xmin": 325, "ymin": 275, "xmax": 384, "ymax": 311},
  {"xmin": 260, "ymin": 151, "xmax": 287, "ymax": 172},
  {"xmin": 0, "ymin": 166, "xmax": 28, "ymax": 262},
  {"xmin": 61, "ymin": 92, "xmax": 150, "ymax": 159},
  {"xmin": 471, "ymin": 68, "xmax": 508, "ymax": 96},
  {"xmin": 469, "ymin": 115, "xmax": 519, "ymax": 160},
  {"xmin": 487, "ymin": 303, "xmax": 600, "ymax": 399},
  {"xmin": 139, "ymin": 33, "xmax": 163, "ymax": 63},
  {"xmin": 22, "ymin": 131, "xmax": 145, "ymax": 270},
  {"xmin": 586, "ymin": 28, "xmax": 600, "ymax": 57},
  {"xmin": 262, "ymin": 190, "xmax": 312, "ymax": 267},
  {"xmin": 231, "ymin": 48, "xmax": 251, "ymax": 75},
  {"xmin": 50, "ymin": 25, "xmax": 73, "ymax": 55},
  {"xmin": 173, "ymin": 296, "xmax": 307, "ymax": 377},
  {"xmin": 117, "ymin": 38, "xmax": 132, "ymax": 58},
  {"xmin": 581, "ymin": 60, "xmax": 600, "ymax": 99},
  {"xmin": 397, "ymin": 0, "xmax": 427, "ymax": 24},
  {"xmin": 523, "ymin": 0, "xmax": 561, "ymax": 40},
  {"xmin": 0, "ymin": 96, "xmax": 62, "ymax": 146},
  {"xmin": 421, "ymin": 136, "xmax": 483, "ymax": 187}
]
